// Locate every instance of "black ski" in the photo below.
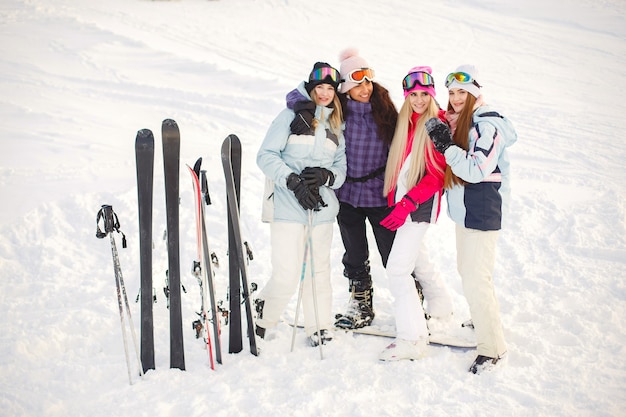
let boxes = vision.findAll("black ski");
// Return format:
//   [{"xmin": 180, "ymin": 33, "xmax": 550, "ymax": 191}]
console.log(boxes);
[
  {"xmin": 135, "ymin": 129, "xmax": 155, "ymax": 373},
  {"xmin": 162, "ymin": 119, "xmax": 185, "ymax": 370},
  {"xmin": 226, "ymin": 135, "xmax": 242, "ymax": 353},
  {"xmin": 221, "ymin": 134, "xmax": 258, "ymax": 356}
]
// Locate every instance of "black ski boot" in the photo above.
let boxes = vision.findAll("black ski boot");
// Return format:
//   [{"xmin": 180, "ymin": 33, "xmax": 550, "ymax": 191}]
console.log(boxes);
[{"xmin": 335, "ymin": 268, "xmax": 374, "ymax": 329}]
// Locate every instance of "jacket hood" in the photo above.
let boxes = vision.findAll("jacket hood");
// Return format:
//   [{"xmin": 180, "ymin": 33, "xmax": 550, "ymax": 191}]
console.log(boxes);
[
  {"xmin": 473, "ymin": 105, "xmax": 518, "ymax": 147},
  {"xmin": 285, "ymin": 82, "xmax": 310, "ymax": 110}
]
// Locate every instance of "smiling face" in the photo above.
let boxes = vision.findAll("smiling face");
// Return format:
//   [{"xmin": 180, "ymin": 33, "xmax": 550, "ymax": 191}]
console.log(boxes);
[
  {"xmin": 347, "ymin": 80, "xmax": 373, "ymax": 103},
  {"xmin": 448, "ymin": 88, "xmax": 469, "ymax": 113},
  {"xmin": 408, "ymin": 90, "xmax": 432, "ymax": 114},
  {"xmin": 313, "ymin": 84, "xmax": 336, "ymax": 106}
]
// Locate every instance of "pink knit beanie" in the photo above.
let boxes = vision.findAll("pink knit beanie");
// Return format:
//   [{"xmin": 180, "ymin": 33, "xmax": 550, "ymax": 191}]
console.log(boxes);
[
  {"xmin": 403, "ymin": 66, "xmax": 436, "ymax": 99},
  {"xmin": 338, "ymin": 48, "xmax": 371, "ymax": 94}
]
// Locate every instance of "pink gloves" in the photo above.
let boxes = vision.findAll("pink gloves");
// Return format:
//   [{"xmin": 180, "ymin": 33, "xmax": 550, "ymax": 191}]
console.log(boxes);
[{"xmin": 380, "ymin": 197, "xmax": 417, "ymax": 231}]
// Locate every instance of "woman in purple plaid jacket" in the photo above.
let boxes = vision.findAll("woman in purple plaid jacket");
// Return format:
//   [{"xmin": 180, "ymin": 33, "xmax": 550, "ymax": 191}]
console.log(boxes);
[{"xmin": 331, "ymin": 49, "xmax": 399, "ymax": 329}]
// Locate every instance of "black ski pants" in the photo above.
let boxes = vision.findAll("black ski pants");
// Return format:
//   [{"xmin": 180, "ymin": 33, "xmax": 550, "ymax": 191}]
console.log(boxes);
[{"xmin": 337, "ymin": 202, "xmax": 395, "ymax": 282}]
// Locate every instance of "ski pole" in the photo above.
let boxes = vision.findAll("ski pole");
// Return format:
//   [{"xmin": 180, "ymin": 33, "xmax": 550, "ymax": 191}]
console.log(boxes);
[
  {"xmin": 306, "ymin": 210, "xmax": 323, "ymax": 360},
  {"xmin": 113, "ymin": 234, "xmax": 145, "ymax": 381},
  {"xmin": 97, "ymin": 205, "xmax": 144, "ymax": 384},
  {"xmin": 290, "ymin": 237, "xmax": 309, "ymax": 352}
]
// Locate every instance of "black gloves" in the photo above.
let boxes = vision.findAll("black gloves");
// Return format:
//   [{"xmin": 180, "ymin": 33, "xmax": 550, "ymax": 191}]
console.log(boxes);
[
  {"xmin": 287, "ymin": 173, "xmax": 319, "ymax": 210},
  {"xmin": 290, "ymin": 101, "xmax": 316, "ymax": 135},
  {"xmin": 425, "ymin": 118, "xmax": 454, "ymax": 154},
  {"xmin": 300, "ymin": 167, "xmax": 335, "ymax": 187}
]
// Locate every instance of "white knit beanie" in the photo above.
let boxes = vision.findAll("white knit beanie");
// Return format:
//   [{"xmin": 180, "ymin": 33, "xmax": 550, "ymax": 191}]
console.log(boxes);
[
  {"xmin": 446, "ymin": 64, "xmax": 481, "ymax": 98},
  {"xmin": 338, "ymin": 48, "xmax": 370, "ymax": 94}
]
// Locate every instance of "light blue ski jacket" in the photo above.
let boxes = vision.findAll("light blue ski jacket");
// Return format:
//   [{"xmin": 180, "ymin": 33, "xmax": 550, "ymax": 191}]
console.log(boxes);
[
  {"xmin": 257, "ymin": 82, "xmax": 347, "ymax": 226},
  {"xmin": 444, "ymin": 105, "xmax": 518, "ymax": 231}
]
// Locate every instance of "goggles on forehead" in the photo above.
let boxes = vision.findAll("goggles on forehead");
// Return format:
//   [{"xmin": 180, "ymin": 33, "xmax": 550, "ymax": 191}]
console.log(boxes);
[
  {"xmin": 309, "ymin": 66, "xmax": 341, "ymax": 84},
  {"xmin": 346, "ymin": 68, "xmax": 375, "ymax": 83},
  {"xmin": 402, "ymin": 71, "xmax": 434, "ymax": 91},
  {"xmin": 445, "ymin": 72, "xmax": 482, "ymax": 88}
]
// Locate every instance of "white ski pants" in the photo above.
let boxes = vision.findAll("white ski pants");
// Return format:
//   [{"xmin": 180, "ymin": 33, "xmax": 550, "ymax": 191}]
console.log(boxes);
[
  {"xmin": 256, "ymin": 221, "xmax": 334, "ymax": 336},
  {"xmin": 456, "ymin": 224, "xmax": 507, "ymax": 358},
  {"xmin": 386, "ymin": 221, "xmax": 452, "ymax": 341}
]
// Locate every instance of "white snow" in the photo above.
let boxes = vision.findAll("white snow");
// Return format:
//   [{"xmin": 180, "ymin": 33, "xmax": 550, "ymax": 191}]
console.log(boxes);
[{"xmin": 1, "ymin": 0, "xmax": 625, "ymax": 416}]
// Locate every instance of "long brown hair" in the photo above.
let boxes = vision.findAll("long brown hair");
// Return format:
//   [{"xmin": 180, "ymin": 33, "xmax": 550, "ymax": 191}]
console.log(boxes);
[
  {"xmin": 444, "ymin": 94, "xmax": 476, "ymax": 189},
  {"xmin": 370, "ymin": 83, "xmax": 398, "ymax": 146},
  {"xmin": 383, "ymin": 97, "xmax": 442, "ymax": 197}
]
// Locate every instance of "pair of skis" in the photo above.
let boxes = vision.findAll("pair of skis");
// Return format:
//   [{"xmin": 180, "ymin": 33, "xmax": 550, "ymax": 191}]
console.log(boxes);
[
  {"xmin": 184, "ymin": 135, "xmax": 258, "ymax": 363},
  {"xmin": 221, "ymin": 135, "xmax": 259, "ymax": 357},
  {"xmin": 135, "ymin": 120, "xmax": 184, "ymax": 371},
  {"xmin": 186, "ymin": 158, "xmax": 222, "ymax": 368}
]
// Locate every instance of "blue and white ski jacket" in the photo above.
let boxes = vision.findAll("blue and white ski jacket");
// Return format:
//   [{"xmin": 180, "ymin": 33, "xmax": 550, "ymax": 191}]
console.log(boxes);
[
  {"xmin": 257, "ymin": 82, "xmax": 347, "ymax": 226},
  {"xmin": 444, "ymin": 105, "xmax": 518, "ymax": 231}
]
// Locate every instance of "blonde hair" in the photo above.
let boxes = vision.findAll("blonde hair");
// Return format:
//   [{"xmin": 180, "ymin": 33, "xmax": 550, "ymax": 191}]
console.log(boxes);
[
  {"xmin": 383, "ymin": 97, "xmax": 442, "ymax": 197},
  {"xmin": 310, "ymin": 89, "xmax": 344, "ymax": 137}
]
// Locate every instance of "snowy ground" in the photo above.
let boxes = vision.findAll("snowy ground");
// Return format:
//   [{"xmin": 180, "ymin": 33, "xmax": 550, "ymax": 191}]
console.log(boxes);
[{"xmin": 1, "ymin": 0, "xmax": 625, "ymax": 416}]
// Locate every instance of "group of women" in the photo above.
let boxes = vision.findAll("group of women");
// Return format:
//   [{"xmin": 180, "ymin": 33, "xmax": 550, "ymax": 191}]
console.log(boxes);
[{"xmin": 254, "ymin": 48, "xmax": 518, "ymax": 374}]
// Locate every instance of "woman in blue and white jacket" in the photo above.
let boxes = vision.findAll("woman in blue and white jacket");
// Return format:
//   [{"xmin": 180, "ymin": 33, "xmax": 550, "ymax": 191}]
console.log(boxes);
[
  {"xmin": 255, "ymin": 62, "xmax": 347, "ymax": 347},
  {"xmin": 425, "ymin": 64, "xmax": 518, "ymax": 374}
]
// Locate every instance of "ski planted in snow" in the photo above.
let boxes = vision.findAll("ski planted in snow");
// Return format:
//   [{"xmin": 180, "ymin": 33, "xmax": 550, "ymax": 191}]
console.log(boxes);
[
  {"xmin": 199, "ymin": 169, "xmax": 222, "ymax": 364},
  {"xmin": 162, "ymin": 119, "xmax": 185, "ymax": 370},
  {"xmin": 221, "ymin": 134, "xmax": 258, "ymax": 356},
  {"xmin": 224, "ymin": 134, "xmax": 242, "ymax": 353},
  {"xmin": 187, "ymin": 158, "xmax": 222, "ymax": 368},
  {"xmin": 135, "ymin": 129, "xmax": 155, "ymax": 373}
]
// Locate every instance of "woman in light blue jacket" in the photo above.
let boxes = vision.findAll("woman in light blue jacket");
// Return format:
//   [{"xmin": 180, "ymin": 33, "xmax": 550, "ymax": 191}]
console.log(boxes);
[
  {"xmin": 255, "ymin": 62, "xmax": 347, "ymax": 347},
  {"xmin": 426, "ymin": 64, "xmax": 518, "ymax": 374}
]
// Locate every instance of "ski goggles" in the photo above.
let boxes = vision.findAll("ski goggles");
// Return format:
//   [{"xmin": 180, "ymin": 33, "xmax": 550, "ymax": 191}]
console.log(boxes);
[
  {"xmin": 402, "ymin": 71, "xmax": 434, "ymax": 91},
  {"xmin": 346, "ymin": 68, "xmax": 375, "ymax": 83},
  {"xmin": 309, "ymin": 66, "xmax": 341, "ymax": 84},
  {"xmin": 445, "ymin": 72, "xmax": 481, "ymax": 88}
]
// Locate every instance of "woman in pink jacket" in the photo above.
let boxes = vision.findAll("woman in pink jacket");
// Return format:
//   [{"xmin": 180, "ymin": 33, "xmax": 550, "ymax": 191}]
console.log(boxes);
[{"xmin": 378, "ymin": 66, "xmax": 453, "ymax": 361}]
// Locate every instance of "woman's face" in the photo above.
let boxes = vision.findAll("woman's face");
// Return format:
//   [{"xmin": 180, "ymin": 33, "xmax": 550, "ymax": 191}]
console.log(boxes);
[
  {"xmin": 448, "ymin": 88, "xmax": 468, "ymax": 113},
  {"xmin": 313, "ymin": 84, "xmax": 335, "ymax": 107},
  {"xmin": 408, "ymin": 90, "xmax": 431, "ymax": 114},
  {"xmin": 347, "ymin": 80, "xmax": 373, "ymax": 103}
]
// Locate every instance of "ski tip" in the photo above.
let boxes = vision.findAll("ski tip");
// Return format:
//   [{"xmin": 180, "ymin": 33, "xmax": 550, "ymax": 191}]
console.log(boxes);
[
  {"xmin": 162, "ymin": 119, "xmax": 178, "ymax": 128},
  {"xmin": 220, "ymin": 136, "xmax": 231, "ymax": 155},
  {"xmin": 135, "ymin": 129, "xmax": 154, "ymax": 149},
  {"xmin": 136, "ymin": 128, "xmax": 154, "ymax": 139},
  {"xmin": 193, "ymin": 158, "xmax": 202, "ymax": 176},
  {"xmin": 224, "ymin": 134, "xmax": 241, "ymax": 148}
]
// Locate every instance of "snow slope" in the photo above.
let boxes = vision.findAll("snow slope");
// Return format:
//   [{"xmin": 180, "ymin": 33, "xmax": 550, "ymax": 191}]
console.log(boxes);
[{"xmin": 0, "ymin": 0, "xmax": 624, "ymax": 416}]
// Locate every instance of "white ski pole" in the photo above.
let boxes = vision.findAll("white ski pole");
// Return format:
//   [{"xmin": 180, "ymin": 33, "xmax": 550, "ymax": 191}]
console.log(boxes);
[
  {"xmin": 290, "ymin": 237, "xmax": 309, "ymax": 352},
  {"xmin": 307, "ymin": 210, "xmax": 323, "ymax": 360}
]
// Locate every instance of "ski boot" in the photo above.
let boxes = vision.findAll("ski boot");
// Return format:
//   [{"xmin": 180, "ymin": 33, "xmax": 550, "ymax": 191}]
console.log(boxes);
[{"xmin": 335, "ymin": 269, "xmax": 374, "ymax": 329}]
